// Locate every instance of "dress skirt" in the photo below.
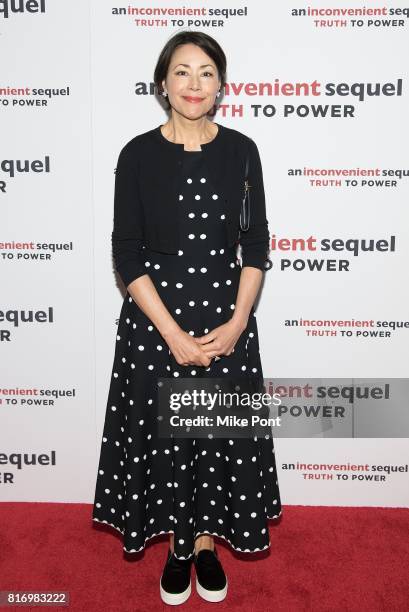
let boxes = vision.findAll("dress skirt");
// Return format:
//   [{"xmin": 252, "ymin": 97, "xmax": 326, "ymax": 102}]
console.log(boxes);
[{"xmin": 92, "ymin": 149, "xmax": 282, "ymax": 559}]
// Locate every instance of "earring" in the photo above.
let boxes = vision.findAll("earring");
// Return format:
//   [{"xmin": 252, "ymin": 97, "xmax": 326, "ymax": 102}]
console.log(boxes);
[
  {"xmin": 162, "ymin": 90, "xmax": 168, "ymax": 97},
  {"xmin": 216, "ymin": 91, "xmax": 220, "ymax": 97}
]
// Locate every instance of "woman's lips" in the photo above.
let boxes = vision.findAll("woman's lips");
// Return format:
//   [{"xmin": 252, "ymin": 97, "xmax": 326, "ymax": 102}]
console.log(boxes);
[{"xmin": 182, "ymin": 96, "xmax": 204, "ymax": 103}]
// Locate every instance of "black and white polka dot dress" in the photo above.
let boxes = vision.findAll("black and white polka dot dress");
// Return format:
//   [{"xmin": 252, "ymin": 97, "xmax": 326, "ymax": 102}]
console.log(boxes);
[{"xmin": 92, "ymin": 148, "xmax": 282, "ymax": 559}]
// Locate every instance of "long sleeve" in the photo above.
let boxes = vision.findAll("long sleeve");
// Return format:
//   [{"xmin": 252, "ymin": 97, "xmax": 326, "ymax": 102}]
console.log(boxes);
[
  {"xmin": 111, "ymin": 144, "xmax": 147, "ymax": 288},
  {"xmin": 239, "ymin": 138, "xmax": 271, "ymax": 272}
]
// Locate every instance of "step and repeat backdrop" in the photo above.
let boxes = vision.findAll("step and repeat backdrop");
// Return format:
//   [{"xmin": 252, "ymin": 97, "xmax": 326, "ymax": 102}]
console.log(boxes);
[{"xmin": 2, "ymin": 1, "xmax": 409, "ymax": 507}]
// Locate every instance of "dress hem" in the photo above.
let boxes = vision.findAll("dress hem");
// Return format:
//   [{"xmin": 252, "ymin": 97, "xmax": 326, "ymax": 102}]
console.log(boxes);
[{"xmin": 92, "ymin": 507, "xmax": 283, "ymax": 559}]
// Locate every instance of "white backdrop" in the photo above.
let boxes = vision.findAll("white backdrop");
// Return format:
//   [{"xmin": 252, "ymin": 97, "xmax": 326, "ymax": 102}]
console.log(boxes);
[{"xmin": 1, "ymin": 0, "xmax": 408, "ymax": 507}]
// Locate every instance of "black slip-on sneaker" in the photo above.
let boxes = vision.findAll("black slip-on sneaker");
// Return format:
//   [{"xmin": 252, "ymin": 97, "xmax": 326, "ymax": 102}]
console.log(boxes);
[
  {"xmin": 193, "ymin": 546, "xmax": 228, "ymax": 602},
  {"xmin": 160, "ymin": 548, "xmax": 193, "ymax": 605}
]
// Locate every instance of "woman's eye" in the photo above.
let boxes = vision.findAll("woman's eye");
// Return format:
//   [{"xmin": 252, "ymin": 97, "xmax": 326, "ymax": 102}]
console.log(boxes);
[{"xmin": 175, "ymin": 71, "xmax": 214, "ymax": 77}]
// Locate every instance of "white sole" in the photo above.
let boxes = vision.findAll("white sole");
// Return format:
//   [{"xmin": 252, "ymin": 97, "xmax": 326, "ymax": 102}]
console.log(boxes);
[
  {"xmin": 195, "ymin": 576, "xmax": 228, "ymax": 602},
  {"xmin": 160, "ymin": 579, "xmax": 192, "ymax": 605}
]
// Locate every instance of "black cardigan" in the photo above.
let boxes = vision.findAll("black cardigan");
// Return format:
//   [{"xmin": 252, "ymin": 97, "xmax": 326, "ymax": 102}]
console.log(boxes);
[{"xmin": 112, "ymin": 122, "xmax": 271, "ymax": 288}]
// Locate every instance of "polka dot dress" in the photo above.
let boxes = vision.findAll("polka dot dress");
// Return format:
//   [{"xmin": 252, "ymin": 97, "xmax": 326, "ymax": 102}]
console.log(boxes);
[{"xmin": 92, "ymin": 149, "xmax": 282, "ymax": 559}]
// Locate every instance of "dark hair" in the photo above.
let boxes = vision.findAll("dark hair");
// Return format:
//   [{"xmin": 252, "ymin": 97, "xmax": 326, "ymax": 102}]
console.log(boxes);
[{"xmin": 153, "ymin": 31, "xmax": 227, "ymax": 111}]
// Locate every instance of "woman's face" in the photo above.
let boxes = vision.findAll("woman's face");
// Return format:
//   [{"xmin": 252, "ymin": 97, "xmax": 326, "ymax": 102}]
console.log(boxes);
[{"xmin": 162, "ymin": 43, "xmax": 221, "ymax": 119}]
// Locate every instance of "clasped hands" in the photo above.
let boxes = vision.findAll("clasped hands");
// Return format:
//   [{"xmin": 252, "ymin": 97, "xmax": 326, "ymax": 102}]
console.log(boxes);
[{"xmin": 165, "ymin": 318, "xmax": 246, "ymax": 368}]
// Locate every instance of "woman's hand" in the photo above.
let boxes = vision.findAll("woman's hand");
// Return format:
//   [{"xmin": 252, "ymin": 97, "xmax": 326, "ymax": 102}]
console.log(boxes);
[
  {"xmin": 164, "ymin": 327, "xmax": 212, "ymax": 367},
  {"xmin": 194, "ymin": 318, "xmax": 246, "ymax": 360}
]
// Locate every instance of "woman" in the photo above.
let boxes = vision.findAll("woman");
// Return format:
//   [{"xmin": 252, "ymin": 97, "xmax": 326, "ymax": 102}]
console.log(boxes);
[{"xmin": 92, "ymin": 30, "xmax": 282, "ymax": 605}]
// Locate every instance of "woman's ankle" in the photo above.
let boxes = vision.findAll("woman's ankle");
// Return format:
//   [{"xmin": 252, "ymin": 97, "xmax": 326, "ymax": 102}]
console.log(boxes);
[{"xmin": 194, "ymin": 535, "xmax": 214, "ymax": 554}]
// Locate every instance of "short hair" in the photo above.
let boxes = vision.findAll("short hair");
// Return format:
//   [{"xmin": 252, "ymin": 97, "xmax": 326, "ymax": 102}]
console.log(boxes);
[{"xmin": 153, "ymin": 30, "xmax": 227, "ymax": 110}]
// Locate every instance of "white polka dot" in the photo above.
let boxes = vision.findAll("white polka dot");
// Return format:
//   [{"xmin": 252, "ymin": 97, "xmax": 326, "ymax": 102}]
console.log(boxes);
[
  {"xmin": 200, "ymin": 234, "xmax": 206, "ymax": 239},
  {"xmin": 212, "ymin": 194, "xmax": 218, "ymax": 199},
  {"xmin": 188, "ymin": 234, "xmax": 195, "ymax": 239}
]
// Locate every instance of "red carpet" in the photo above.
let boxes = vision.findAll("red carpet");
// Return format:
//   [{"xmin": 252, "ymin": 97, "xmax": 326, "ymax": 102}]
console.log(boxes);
[{"xmin": 1, "ymin": 503, "xmax": 408, "ymax": 611}]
